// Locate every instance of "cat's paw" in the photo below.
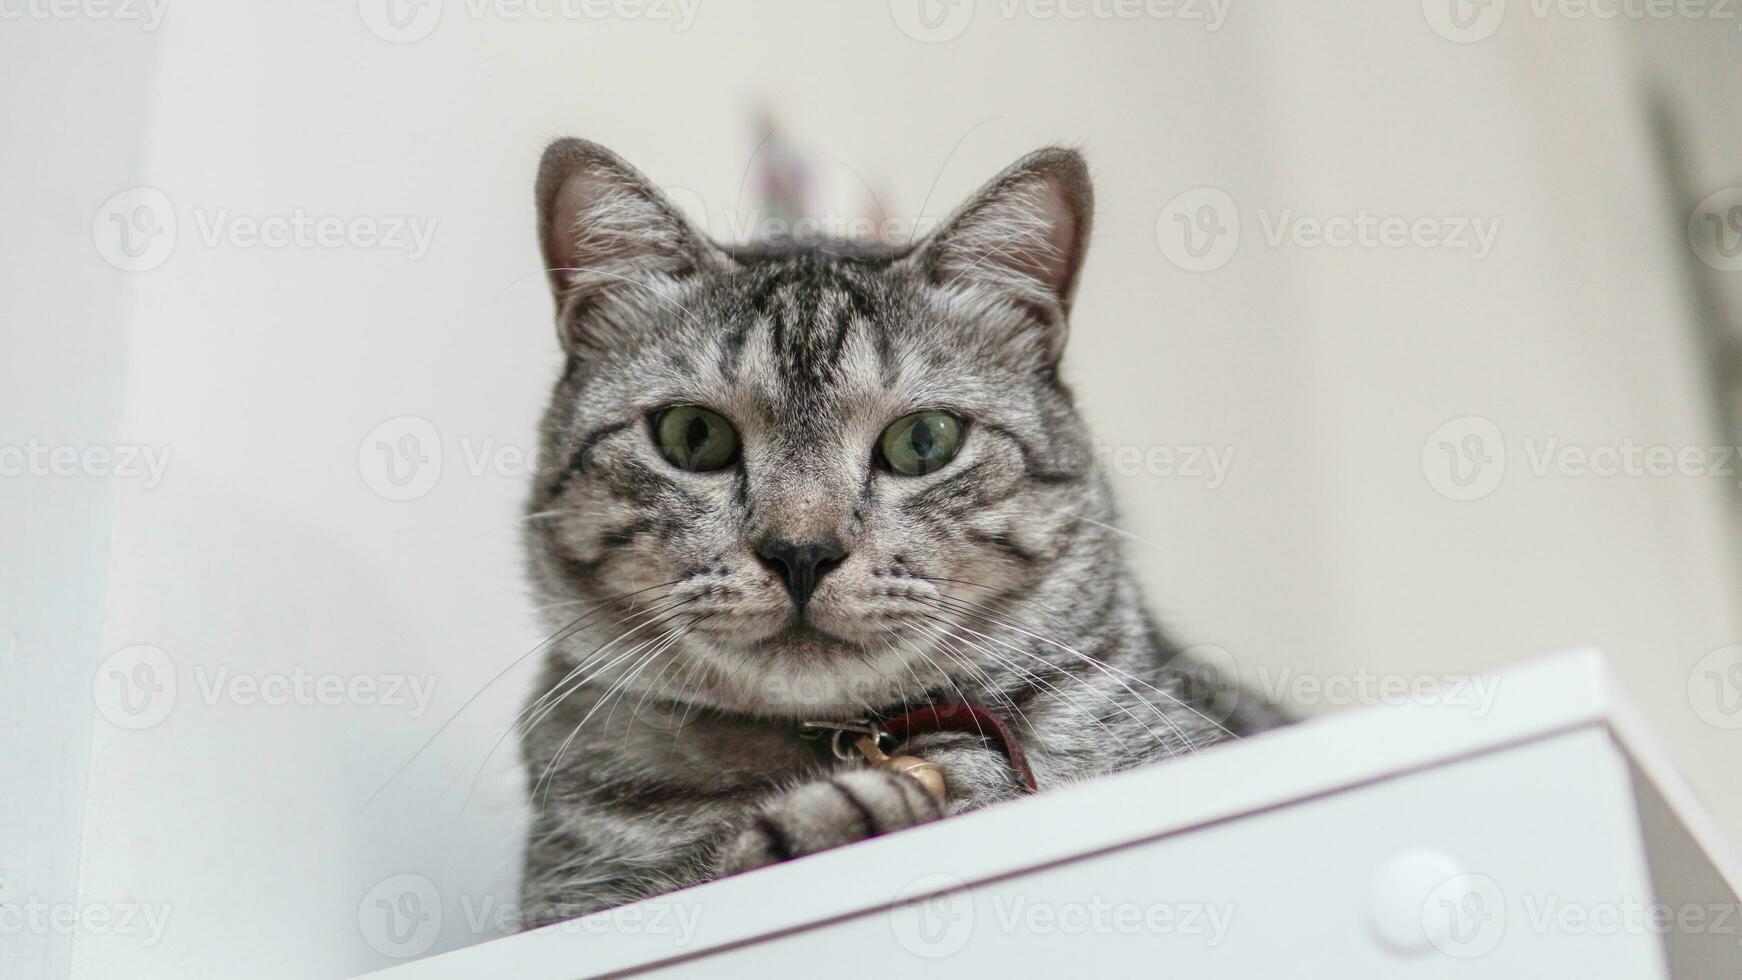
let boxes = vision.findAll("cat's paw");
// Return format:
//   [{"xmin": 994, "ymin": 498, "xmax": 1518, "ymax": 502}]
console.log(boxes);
[{"xmin": 717, "ymin": 769, "xmax": 944, "ymax": 875}]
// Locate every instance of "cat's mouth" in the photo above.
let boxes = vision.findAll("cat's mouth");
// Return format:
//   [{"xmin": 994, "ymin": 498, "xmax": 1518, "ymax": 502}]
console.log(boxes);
[
  {"xmin": 768, "ymin": 618, "xmax": 856, "ymax": 650},
  {"xmin": 701, "ymin": 612, "xmax": 875, "ymax": 661}
]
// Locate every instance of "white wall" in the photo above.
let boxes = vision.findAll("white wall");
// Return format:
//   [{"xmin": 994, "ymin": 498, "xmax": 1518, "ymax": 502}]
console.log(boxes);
[
  {"xmin": 0, "ymin": 16, "xmax": 157, "ymax": 980},
  {"xmin": 9, "ymin": 1, "xmax": 1741, "ymax": 976}
]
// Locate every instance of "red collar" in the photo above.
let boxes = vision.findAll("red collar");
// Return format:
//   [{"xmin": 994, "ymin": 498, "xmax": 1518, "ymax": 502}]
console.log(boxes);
[{"xmin": 804, "ymin": 701, "xmax": 1038, "ymax": 793}]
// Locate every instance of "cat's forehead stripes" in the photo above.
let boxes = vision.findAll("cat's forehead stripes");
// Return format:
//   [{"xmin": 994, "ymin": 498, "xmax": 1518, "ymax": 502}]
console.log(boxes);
[{"xmin": 712, "ymin": 255, "xmax": 901, "ymax": 400}]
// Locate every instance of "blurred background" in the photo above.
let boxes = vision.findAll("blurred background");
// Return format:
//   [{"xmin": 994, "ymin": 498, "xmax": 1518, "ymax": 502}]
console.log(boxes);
[{"xmin": 6, "ymin": 0, "xmax": 1742, "ymax": 975}]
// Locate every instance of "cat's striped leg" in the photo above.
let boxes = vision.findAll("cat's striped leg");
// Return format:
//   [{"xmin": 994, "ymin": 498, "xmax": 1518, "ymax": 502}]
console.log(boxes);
[{"xmin": 716, "ymin": 769, "xmax": 945, "ymax": 875}]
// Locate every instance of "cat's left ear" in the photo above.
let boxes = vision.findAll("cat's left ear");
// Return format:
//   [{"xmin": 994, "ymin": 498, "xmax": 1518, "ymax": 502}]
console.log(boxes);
[{"xmin": 909, "ymin": 147, "xmax": 1093, "ymax": 360}]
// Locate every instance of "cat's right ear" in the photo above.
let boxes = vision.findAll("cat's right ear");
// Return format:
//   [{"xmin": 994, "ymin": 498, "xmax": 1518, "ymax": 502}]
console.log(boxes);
[{"xmin": 536, "ymin": 138, "xmax": 725, "ymax": 349}]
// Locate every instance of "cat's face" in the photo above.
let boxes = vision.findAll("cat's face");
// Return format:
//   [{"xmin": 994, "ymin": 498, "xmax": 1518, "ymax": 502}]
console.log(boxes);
[{"xmin": 526, "ymin": 140, "xmax": 1097, "ymax": 718}]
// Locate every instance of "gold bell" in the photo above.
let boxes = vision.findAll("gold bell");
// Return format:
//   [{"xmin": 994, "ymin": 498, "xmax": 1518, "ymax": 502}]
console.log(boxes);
[{"xmin": 856, "ymin": 734, "xmax": 948, "ymax": 805}]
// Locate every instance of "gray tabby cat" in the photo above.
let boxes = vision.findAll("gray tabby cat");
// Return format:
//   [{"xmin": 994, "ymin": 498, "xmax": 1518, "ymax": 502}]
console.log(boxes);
[{"xmin": 518, "ymin": 138, "xmax": 1278, "ymax": 928}]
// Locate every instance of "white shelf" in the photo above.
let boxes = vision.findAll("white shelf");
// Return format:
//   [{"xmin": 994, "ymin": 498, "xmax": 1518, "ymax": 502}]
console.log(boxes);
[{"xmin": 358, "ymin": 650, "xmax": 1742, "ymax": 978}]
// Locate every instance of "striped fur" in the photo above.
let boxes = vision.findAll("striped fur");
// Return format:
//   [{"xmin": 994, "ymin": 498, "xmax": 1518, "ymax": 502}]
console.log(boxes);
[{"xmin": 516, "ymin": 139, "xmax": 1282, "ymax": 927}]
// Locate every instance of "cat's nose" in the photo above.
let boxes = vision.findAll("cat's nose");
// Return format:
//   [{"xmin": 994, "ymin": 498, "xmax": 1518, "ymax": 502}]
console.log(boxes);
[{"xmin": 754, "ymin": 536, "xmax": 848, "ymax": 608}]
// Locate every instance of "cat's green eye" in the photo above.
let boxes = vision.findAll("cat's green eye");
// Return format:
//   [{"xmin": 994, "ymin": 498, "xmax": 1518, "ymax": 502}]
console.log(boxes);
[
  {"xmin": 879, "ymin": 411, "xmax": 965, "ymax": 477},
  {"xmin": 653, "ymin": 406, "xmax": 739, "ymax": 472}
]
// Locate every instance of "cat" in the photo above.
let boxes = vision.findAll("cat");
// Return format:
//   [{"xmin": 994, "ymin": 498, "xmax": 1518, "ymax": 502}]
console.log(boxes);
[{"xmin": 517, "ymin": 137, "xmax": 1281, "ymax": 928}]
